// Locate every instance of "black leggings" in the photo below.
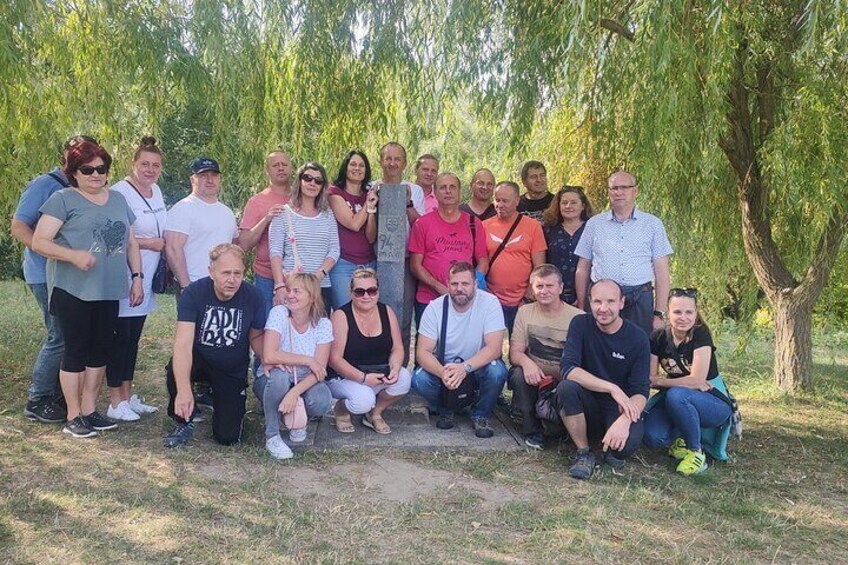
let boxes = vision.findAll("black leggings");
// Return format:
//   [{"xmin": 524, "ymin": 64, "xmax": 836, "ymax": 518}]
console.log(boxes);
[
  {"xmin": 50, "ymin": 287, "xmax": 118, "ymax": 373},
  {"xmin": 106, "ymin": 315, "xmax": 147, "ymax": 387},
  {"xmin": 166, "ymin": 352, "xmax": 247, "ymax": 446}
]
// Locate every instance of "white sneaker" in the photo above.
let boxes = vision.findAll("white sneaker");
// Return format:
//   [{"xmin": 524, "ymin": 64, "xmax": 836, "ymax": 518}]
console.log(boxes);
[
  {"xmin": 289, "ymin": 427, "xmax": 307, "ymax": 443},
  {"xmin": 107, "ymin": 401, "xmax": 140, "ymax": 422},
  {"xmin": 265, "ymin": 435, "xmax": 294, "ymax": 459},
  {"xmin": 129, "ymin": 394, "xmax": 158, "ymax": 414}
]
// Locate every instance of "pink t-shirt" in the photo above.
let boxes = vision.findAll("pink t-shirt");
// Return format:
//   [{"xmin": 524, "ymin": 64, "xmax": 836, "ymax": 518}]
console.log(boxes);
[
  {"xmin": 422, "ymin": 188, "xmax": 438, "ymax": 215},
  {"xmin": 327, "ymin": 185, "xmax": 376, "ymax": 264},
  {"xmin": 408, "ymin": 210, "xmax": 488, "ymax": 304},
  {"xmin": 240, "ymin": 189, "xmax": 289, "ymax": 278}
]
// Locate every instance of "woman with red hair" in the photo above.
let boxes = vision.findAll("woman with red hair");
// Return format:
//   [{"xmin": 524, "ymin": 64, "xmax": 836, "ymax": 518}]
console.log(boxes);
[{"xmin": 33, "ymin": 138, "xmax": 143, "ymax": 439}]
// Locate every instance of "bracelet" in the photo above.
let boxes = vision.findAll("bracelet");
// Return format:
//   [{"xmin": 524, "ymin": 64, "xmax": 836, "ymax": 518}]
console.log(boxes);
[
  {"xmin": 366, "ymin": 207, "xmax": 377, "ymax": 214},
  {"xmin": 320, "ymin": 268, "xmax": 327, "ymax": 277},
  {"xmin": 274, "ymin": 284, "xmax": 286, "ymax": 291},
  {"xmin": 360, "ymin": 371, "xmax": 367, "ymax": 384}
]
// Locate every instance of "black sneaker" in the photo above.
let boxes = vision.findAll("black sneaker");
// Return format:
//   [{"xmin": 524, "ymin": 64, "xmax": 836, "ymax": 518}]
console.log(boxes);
[
  {"xmin": 62, "ymin": 416, "xmax": 97, "ymax": 438},
  {"xmin": 24, "ymin": 398, "xmax": 67, "ymax": 423},
  {"xmin": 436, "ymin": 414, "xmax": 455, "ymax": 430},
  {"xmin": 605, "ymin": 452, "xmax": 626, "ymax": 471},
  {"xmin": 496, "ymin": 393, "xmax": 510, "ymax": 409},
  {"xmin": 195, "ymin": 390, "xmax": 214, "ymax": 409},
  {"xmin": 569, "ymin": 448, "xmax": 596, "ymax": 480},
  {"xmin": 524, "ymin": 432, "xmax": 544, "ymax": 450},
  {"xmin": 83, "ymin": 411, "xmax": 118, "ymax": 431},
  {"xmin": 472, "ymin": 418, "xmax": 494, "ymax": 439},
  {"xmin": 163, "ymin": 422, "xmax": 195, "ymax": 448}
]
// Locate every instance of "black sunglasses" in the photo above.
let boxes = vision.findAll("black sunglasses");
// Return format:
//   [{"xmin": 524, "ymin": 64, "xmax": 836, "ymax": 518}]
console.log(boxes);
[
  {"xmin": 670, "ymin": 287, "xmax": 698, "ymax": 298},
  {"xmin": 300, "ymin": 172, "xmax": 325, "ymax": 186},
  {"xmin": 351, "ymin": 286, "xmax": 379, "ymax": 298},
  {"xmin": 77, "ymin": 164, "xmax": 110, "ymax": 175}
]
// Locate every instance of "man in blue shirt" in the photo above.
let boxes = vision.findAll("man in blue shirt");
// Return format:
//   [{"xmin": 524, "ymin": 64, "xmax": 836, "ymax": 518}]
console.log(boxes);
[
  {"xmin": 573, "ymin": 170, "xmax": 673, "ymax": 336},
  {"xmin": 557, "ymin": 279, "xmax": 650, "ymax": 480},
  {"xmin": 11, "ymin": 135, "xmax": 96, "ymax": 423}
]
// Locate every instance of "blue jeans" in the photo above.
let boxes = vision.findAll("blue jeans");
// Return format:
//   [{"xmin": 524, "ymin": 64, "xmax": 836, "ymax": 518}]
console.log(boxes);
[
  {"xmin": 620, "ymin": 283, "xmax": 654, "ymax": 337},
  {"xmin": 501, "ymin": 304, "xmax": 519, "ymax": 337},
  {"xmin": 253, "ymin": 367, "xmax": 332, "ymax": 438},
  {"xmin": 27, "ymin": 283, "xmax": 64, "ymax": 401},
  {"xmin": 412, "ymin": 359, "xmax": 508, "ymax": 420},
  {"xmin": 643, "ymin": 387, "xmax": 732, "ymax": 452},
  {"xmin": 328, "ymin": 258, "xmax": 376, "ymax": 310},
  {"xmin": 253, "ymin": 274, "xmax": 275, "ymax": 319}
]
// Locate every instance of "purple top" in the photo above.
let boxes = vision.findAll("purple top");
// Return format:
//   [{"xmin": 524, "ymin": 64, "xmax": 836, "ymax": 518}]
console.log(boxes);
[{"xmin": 328, "ymin": 185, "xmax": 376, "ymax": 264}]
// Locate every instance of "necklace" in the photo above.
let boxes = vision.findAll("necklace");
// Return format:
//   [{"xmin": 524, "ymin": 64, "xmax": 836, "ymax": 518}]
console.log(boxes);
[{"xmin": 353, "ymin": 307, "xmax": 381, "ymax": 337}]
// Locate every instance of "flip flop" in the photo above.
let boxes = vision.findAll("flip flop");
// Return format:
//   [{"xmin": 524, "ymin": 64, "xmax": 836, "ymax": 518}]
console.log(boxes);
[
  {"xmin": 334, "ymin": 404, "xmax": 355, "ymax": 433},
  {"xmin": 363, "ymin": 413, "xmax": 391, "ymax": 435}
]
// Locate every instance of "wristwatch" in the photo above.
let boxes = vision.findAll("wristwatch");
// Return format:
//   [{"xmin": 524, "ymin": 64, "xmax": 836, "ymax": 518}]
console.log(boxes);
[
  {"xmin": 653, "ymin": 310, "xmax": 666, "ymax": 320},
  {"xmin": 406, "ymin": 201, "xmax": 414, "ymax": 208},
  {"xmin": 463, "ymin": 363, "xmax": 474, "ymax": 374},
  {"xmin": 131, "ymin": 272, "xmax": 144, "ymax": 279}
]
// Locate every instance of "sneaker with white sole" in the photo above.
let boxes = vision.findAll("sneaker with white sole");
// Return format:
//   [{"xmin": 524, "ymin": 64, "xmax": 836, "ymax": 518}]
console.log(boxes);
[
  {"xmin": 266, "ymin": 435, "xmax": 294, "ymax": 459},
  {"xmin": 128, "ymin": 394, "xmax": 158, "ymax": 414},
  {"xmin": 62, "ymin": 416, "xmax": 97, "ymax": 438},
  {"xmin": 107, "ymin": 401, "xmax": 141, "ymax": 422},
  {"xmin": 83, "ymin": 410, "xmax": 118, "ymax": 431},
  {"xmin": 289, "ymin": 427, "xmax": 307, "ymax": 443}
]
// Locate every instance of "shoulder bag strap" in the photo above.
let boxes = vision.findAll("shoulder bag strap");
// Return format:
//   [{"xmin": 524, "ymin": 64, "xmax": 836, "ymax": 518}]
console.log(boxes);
[
  {"xmin": 284, "ymin": 205, "xmax": 302, "ymax": 272},
  {"xmin": 124, "ymin": 178, "xmax": 161, "ymax": 238},
  {"xmin": 287, "ymin": 316, "xmax": 299, "ymax": 385},
  {"xmin": 489, "ymin": 214, "xmax": 523, "ymax": 269},
  {"xmin": 436, "ymin": 297, "xmax": 449, "ymax": 365},
  {"xmin": 468, "ymin": 213, "xmax": 478, "ymax": 268}
]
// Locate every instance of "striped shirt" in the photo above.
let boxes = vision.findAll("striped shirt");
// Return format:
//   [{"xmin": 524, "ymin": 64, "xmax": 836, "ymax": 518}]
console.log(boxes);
[{"xmin": 268, "ymin": 207, "xmax": 340, "ymax": 288}]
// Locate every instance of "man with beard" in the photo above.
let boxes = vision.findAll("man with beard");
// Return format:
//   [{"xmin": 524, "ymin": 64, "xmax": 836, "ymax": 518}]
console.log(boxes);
[
  {"xmin": 412, "ymin": 261, "xmax": 507, "ymax": 439},
  {"xmin": 557, "ymin": 279, "xmax": 649, "ymax": 479}
]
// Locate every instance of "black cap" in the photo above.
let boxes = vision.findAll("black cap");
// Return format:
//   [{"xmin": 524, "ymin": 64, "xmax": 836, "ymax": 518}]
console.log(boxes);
[{"xmin": 191, "ymin": 157, "xmax": 221, "ymax": 174}]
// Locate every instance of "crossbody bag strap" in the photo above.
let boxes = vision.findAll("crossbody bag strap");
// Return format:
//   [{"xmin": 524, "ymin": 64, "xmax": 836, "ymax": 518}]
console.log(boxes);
[
  {"xmin": 124, "ymin": 178, "xmax": 161, "ymax": 238},
  {"xmin": 489, "ymin": 214, "xmax": 523, "ymax": 269},
  {"xmin": 468, "ymin": 213, "xmax": 478, "ymax": 268},
  {"xmin": 287, "ymin": 316, "xmax": 299, "ymax": 385},
  {"xmin": 284, "ymin": 205, "xmax": 302, "ymax": 271},
  {"xmin": 436, "ymin": 296, "xmax": 449, "ymax": 365}
]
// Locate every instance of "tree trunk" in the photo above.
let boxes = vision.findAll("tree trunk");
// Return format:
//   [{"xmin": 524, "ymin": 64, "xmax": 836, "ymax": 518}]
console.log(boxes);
[{"xmin": 770, "ymin": 292, "xmax": 814, "ymax": 391}]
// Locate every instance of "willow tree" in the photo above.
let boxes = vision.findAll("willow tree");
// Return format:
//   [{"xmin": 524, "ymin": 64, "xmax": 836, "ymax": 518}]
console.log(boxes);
[{"xmin": 448, "ymin": 1, "xmax": 848, "ymax": 391}]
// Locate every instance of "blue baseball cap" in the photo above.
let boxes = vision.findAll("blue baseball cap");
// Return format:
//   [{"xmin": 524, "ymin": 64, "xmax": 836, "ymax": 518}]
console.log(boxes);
[{"xmin": 191, "ymin": 157, "xmax": 221, "ymax": 174}]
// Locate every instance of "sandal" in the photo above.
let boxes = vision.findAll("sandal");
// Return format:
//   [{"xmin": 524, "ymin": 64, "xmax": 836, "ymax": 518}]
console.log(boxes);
[
  {"xmin": 362, "ymin": 412, "xmax": 392, "ymax": 435},
  {"xmin": 334, "ymin": 403, "xmax": 355, "ymax": 433}
]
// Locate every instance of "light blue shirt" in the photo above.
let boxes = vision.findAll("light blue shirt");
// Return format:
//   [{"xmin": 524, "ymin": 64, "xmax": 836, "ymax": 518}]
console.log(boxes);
[
  {"xmin": 13, "ymin": 167, "xmax": 69, "ymax": 284},
  {"xmin": 574, "ymin": 208, "xmax": 673, "ymax": 286}
]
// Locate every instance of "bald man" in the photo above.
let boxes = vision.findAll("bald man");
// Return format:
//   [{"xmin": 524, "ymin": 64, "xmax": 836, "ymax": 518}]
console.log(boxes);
[{"xmin": 573, "ymin": 170, "xmax": 673, "ymax": 336}]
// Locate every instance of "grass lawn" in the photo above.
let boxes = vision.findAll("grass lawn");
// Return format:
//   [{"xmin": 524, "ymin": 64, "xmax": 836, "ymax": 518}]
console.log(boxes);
[{"xmin": 0, "ymin": 279, "xmax": 846, "ymax": 564}]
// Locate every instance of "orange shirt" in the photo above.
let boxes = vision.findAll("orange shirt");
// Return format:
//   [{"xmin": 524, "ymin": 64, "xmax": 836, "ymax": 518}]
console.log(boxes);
[{"xmin": 483, "ymin": 214, "xmax": 547, "ymax": 306}]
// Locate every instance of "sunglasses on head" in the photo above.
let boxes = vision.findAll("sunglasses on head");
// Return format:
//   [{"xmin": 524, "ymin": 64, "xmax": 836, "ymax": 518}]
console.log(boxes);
[
  {"xmin": 300, "ymin": 172, "xmax": 325, "ymax": 186},
  {"xmin": 352, "ymin": 286, "xmax": 379, "ymax": 298},
  {"xmin": 670, "ymin": 287, "xmax": 698, "ymax": 298},
  {"xmin": 77, "ymin": 164, "xmax": 110, "ymax": 175}
]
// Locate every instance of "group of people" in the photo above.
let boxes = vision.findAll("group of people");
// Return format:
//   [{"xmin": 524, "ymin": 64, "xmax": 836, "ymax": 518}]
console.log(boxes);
[{"xmin": 12, "ymin": 136, "xmax": 738, "ymax": 477}]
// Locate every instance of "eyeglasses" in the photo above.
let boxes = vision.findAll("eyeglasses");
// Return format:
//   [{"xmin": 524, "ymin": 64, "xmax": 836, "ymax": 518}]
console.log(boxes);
[
  {"xmin": 351, "ymin": 286, "xmax": 379, "ymax": 298},
  {"xmin": 300, "ymin": 173, "xmax": 325, "ymax": 186},
  {"xmin": 670, "ymin": 287, "xmax": 698, "ymax": 298},
  {"xmin": 77, "ymin": 164, "xmax": 110, "ymax": 175},
  {"xmin": 608, "ymin": 185, "xmax": 636, "ymax": 192}
]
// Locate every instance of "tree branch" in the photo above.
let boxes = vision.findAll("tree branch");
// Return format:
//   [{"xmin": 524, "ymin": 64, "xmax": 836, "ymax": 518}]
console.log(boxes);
[
  {"xmin": 797, "ymin": 201, "xmax": 848, "ymax": 305},
  {"xmin": 599, "ymin": 18, "xmax": 634, "ymax": 42}
]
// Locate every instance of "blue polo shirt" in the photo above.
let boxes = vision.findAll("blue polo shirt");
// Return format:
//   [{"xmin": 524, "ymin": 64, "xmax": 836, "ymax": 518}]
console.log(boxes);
[
  {"xmin": 13, "ymin": 167, "xmax": 69, "ymax": 284},
  {"xmin": 574, "ymin": 208, "xmax": 673, "ymax": 286}
]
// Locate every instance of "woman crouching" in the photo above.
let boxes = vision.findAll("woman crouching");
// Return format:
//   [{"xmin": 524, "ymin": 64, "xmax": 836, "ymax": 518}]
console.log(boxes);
[
  {"xmin": 327, "ymin": 268, "xmax": 411, "ymax": 434},
  {"xmin": 254, "ymin": 272, "xmax": 332, "ymax": 459}
]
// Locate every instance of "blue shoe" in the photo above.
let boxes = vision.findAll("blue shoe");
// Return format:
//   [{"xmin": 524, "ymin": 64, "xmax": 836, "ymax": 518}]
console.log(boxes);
[
  {"xmin": 163, "ymin": 422, "xmax": 195, "ymax": 448},
  {"xmin": 524, "ymin": 432, "xmax": 544, "ymax": 451},
  {"xmin": 194, "ymin": 390, "xmax": 214, "ymax": 409},
  {"xmin": 191, "ymin": 407, "xmax": 205, "ymax": 423}
]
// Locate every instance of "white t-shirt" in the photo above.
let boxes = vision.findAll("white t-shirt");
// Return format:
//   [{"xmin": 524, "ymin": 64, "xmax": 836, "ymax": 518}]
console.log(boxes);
[
  {"xmin": 418, "ymin": 289, "xmax": 505, "ymax": 363},
  {"xmin": 112, "ymin": 180, "xmax": 167, "ymax": 316},
  {"xmin": 265, "ymin": 305, "xmax": 333, "ymax": 381},
  {"xmin": 166, "ymin": 194, "xmax": 238, "ymax": 282}
]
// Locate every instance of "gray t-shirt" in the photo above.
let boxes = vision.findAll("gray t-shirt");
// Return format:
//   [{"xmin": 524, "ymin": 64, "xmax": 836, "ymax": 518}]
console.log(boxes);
[
  {"xmin": 40, "ymin": 188, "xmax": 136, "ymax": 301},
  {"xmin": 418, "ymin": 289, "xmax": 505, "ymax": 363}
]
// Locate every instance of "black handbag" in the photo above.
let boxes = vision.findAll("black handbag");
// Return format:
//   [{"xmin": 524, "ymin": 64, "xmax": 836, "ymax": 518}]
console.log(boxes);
[{"xmin": 436, "ymin": 298, "xmax": 479, "ymax": 411}]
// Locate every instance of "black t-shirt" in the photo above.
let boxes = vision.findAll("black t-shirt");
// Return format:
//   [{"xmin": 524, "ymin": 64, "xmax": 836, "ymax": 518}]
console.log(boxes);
[
  {"xmin": 178, "ymin": 277, "xmax": 267, "ymax": 380},
  {"xmin": 560, "ymin": 314, "xmax": 650, "ymax": 399},
  {"xmin": 650, "ymin": 325, "xmax": 719, "ymax": 381},
  {"xmin": 517, "ymin": 192, "xmax": 555, "ymax": 223},
  {"xmin": 459, "ymin": 202, "xmax": 496, "ymax": 221}
]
